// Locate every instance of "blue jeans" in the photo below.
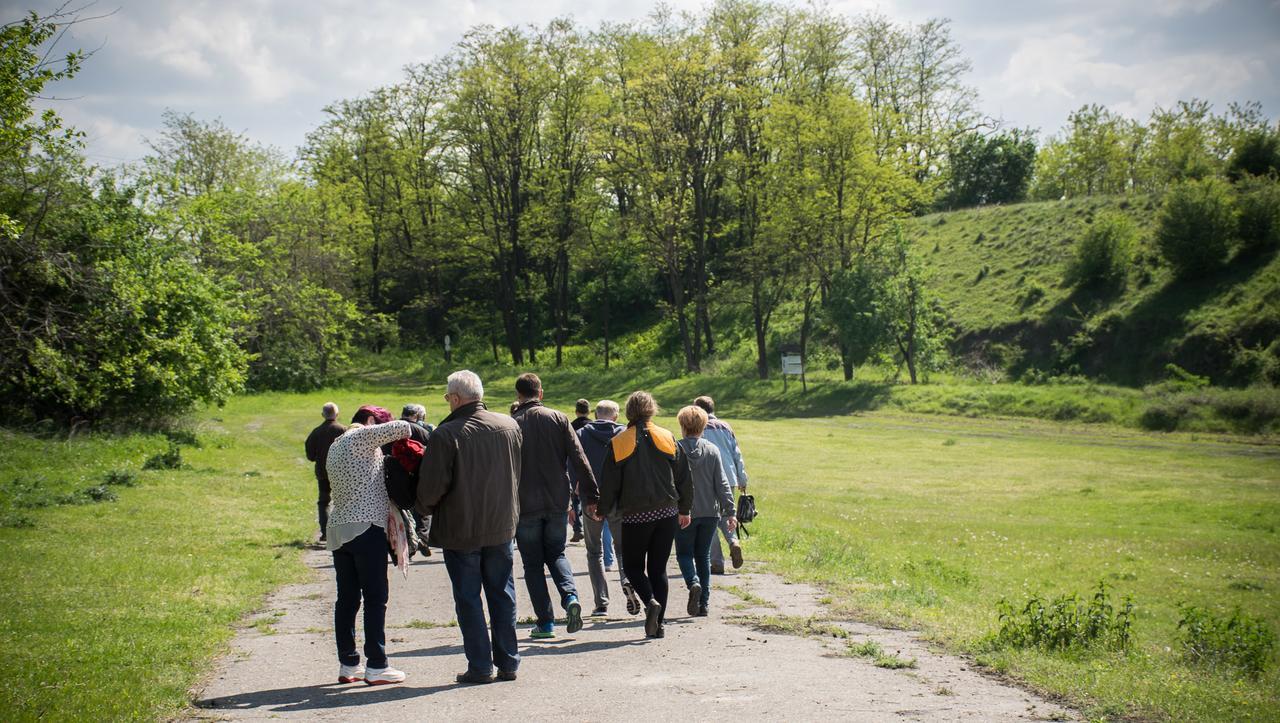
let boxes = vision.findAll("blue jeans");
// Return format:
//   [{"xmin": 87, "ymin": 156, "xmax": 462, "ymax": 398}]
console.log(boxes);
[
  {"xmin": 675, "ymin": 517, "xmax": 719, "ymax": 607},
  {"xmin": 602, "ymin": 520, "xmax": 615, "ymax": 568},
  {"xmin": 515, "ymin": 512, "xmax": 578, "ymax": 625},
  {"xmin": 443, "ymin": 542, "xmax": 520, "ymax": 676},
  {"xmin": 332, "ymin": 525, "xmax": 389, "ymax": 668}
]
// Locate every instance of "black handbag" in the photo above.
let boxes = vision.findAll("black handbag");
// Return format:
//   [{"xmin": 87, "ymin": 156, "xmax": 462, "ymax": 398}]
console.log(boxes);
[{"xmin": 736, "ymin": 493, "xmax": 758, "ymax": 537}]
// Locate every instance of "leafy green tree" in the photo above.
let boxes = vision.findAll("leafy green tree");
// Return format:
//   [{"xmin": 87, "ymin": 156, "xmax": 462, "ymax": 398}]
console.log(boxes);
[
  {"xmin": 943, "ymin": 129, "xmax": 1037, "ymax": 208},
  {"xmin": 1156, "ymin": 177, "xmax": 1238, "ymax": 278}
]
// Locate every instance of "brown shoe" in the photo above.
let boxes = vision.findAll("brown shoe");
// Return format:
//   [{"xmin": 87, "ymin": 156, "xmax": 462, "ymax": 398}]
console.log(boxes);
[
  {"xmin": 730, "ymin": 544, "xmax": 744, "ymax": 569},
  {"xmin": 496, "ymin": 669, "xmax": 517, "ymax": 682},
  {"xmin": 456, "ymin": 670, "xmax": 494, "ymax": 685}
]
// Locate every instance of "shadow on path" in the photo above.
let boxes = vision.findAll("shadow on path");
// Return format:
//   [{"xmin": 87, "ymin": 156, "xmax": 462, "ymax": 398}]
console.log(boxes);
[{"xmin": 193, "ymin": 681, "xmax": 454, "ymax": 713}]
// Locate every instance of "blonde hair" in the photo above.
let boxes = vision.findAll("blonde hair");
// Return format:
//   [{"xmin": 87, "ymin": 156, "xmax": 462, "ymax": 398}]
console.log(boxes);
[
  {"xmin": 624, "ymin": 391, "xmax": 658, "ymax": 424},
  {"xmin": 677, "ymin": 405, "xmax": 708, "ymax": 437}
]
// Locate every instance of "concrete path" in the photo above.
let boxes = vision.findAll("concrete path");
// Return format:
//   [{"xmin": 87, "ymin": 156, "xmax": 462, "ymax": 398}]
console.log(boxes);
[{"xmin": 189, "ymin": 537, "xmax": 1075, "ymax": 722}]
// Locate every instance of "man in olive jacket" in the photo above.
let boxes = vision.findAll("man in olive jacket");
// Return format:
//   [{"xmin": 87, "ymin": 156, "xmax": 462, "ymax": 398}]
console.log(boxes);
[
  {"xmin": 416, "ymin": 370, "xmax": 522, "ymax": 684},
  {"xmin": 511, "ymin": 373, "xmax": 598, "ymax": 639},
  {"xmin": 304, "ymin": 402, "xmax": 345, "ymax": 542}
]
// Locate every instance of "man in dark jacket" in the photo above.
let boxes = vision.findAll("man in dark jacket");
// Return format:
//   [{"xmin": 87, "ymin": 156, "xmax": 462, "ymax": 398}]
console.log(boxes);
[
  {"xmin": 568, "ymin": 398, "xmax": 591, "ymax": 542},
  {"xmin": 511, "ymin": 373, "xmax": 598, "ymax": 639},
  {"xmin": 572, "ymin": 400, "xmax": 640, "ymax": 616},
  {"xmin": 416, "ymin": 370, "xmax": 522, "ymax": 684},
  {"xmin": 304, "ymin": 402, "xmax": 345, "ymax": 542}
]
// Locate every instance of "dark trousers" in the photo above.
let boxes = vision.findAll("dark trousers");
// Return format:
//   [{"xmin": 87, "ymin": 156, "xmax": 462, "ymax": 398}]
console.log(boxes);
[
  {"xmin": 316, "ymin": 475, "xmax": 331, "ymax": 538},
  {"xmin": 621, "ymin": 514, "xmax": 678, "ymax": 622},
  {"xmin": 515, "ymin": 512, "xmax": 578, "ymax": 625},
  {"xmin": 675, "ymin": 516, "xmax": 718, "ymax": 607},
  {"xmin": 332, "ymin": 525, "xmax": 388, "ymax": 668},
  {"xmin": 570, "ymin": 494, "xmax": 583, "ymax": 536},
  {"xmin": 443, "ymin": 542, "xmax": 520, "ymax": 676}
]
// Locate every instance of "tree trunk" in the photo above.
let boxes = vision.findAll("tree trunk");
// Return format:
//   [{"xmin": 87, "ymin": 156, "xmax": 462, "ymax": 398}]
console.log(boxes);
[
  {"xmin": 752, "ymin": 279, "xmax": 768, "ymax": 380},
  {"xmin": 602, "ymin": 269, "xmax": 611, "ymax": 370}
]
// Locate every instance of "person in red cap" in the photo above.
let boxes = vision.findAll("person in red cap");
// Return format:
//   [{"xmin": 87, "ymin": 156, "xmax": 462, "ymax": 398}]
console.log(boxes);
[{"xmin": 324, "ymin": 404, "xmax": 411, "ymax": 685}]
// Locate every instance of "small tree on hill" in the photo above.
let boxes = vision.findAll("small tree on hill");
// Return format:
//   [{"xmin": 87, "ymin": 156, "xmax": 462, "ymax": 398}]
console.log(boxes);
[
  {"xmin": 1156, "ymin": 177, "xmax": 1237, "ymax": 278},
  {"xmin": 1069, "ymin": 212, "xmax": 1136, "ymax": 286}
]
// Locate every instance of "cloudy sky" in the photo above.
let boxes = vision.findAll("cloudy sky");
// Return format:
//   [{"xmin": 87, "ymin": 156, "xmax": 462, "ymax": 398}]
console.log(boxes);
[{"xmin": 8, "ymin": 0, "xmax": 1280, "ymax": 166}]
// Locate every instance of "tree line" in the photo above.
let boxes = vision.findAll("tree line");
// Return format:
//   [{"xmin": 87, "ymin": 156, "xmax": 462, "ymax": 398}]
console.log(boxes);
[{"xmin": 2, "ymin": 3, "xmax": 1277, "ymax": 424}]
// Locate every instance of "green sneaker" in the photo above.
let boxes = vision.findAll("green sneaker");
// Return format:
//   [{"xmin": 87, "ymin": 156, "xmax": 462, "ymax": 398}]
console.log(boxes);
[{"xmin": 565, "ymin": 596, "xmax": 583, "ymax": 634}]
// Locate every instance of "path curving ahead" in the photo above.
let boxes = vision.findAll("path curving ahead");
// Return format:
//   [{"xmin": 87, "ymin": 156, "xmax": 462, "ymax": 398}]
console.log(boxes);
[{"xmin": 189, "ymin": 539, "xmax": 1075, "ymax": 722}]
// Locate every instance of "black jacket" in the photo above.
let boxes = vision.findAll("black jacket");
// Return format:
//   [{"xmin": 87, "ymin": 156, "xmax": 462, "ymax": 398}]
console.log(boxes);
[
  {"xmin": 304, "ymin": 420, "xmax": 346, "ymax": 482},
  {"xmin": 512, "ymin": 400, "xmax": 599, "ymax": 517},
  {"xmin": 415, "ymin": 401, "xmax": 522, "ymax": 549},
  {"xmin": 599, "ymin": 422, "xmax": 692, "ymax": 518}
]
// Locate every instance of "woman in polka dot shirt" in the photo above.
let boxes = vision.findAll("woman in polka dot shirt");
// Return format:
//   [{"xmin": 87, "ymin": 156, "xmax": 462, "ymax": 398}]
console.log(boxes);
[{"xmin": 324, "ymin": 405, "xmax": 411, "ymax": 685}]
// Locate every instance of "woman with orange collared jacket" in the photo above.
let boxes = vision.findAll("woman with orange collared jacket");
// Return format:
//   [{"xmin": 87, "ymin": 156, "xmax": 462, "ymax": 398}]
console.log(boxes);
[{"xmin": 597, "ymin": 391, "xmax": 692, "ymax": 640}]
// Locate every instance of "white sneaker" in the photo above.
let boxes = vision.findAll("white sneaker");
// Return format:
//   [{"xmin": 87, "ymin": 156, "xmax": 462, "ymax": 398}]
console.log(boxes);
[
  {"xmin": 364, "ymin": 666, "xmax": 407, "ymax": 685},
  {"xmin": 338, "ymin": 663, "xmax": 365, "ymax": 684}
]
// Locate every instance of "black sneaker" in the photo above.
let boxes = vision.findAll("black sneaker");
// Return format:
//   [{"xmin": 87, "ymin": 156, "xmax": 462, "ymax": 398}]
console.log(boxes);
[
  {"xmin": 687, "ymin": 582, "xmax": 702, "ymax": 616},
  {"xmin": 456, "ymin": 670, "xmax": 494, "ymax": 685},
  {"xmin": 697, "ymin": 603, "xmax": 709, "ymax": 617},
  {"xmin": 622, "ymin": 582, "xmax": 641, "ymax": 616},
  {"xmin": 644, "ymin": 601, "xmax": 663, "ymax": 638},
  {"xmin": 591, "ymin": 606, "xmax": 608, "ymax": 617}
]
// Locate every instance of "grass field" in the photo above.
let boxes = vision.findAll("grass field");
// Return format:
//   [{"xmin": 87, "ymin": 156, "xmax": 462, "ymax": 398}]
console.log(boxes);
[{"xmin": 1, "ymin": 378, "xmax": 1277, "ymax": 720}]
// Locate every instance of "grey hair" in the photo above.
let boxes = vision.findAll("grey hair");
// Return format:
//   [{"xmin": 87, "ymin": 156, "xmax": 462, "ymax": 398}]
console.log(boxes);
[
  {"xmin": 401, "ymin": 403, "xmax": 425, "ymax": 420},
  {"xmin": 447, "ymin": 370, "xmax": 484, "ymax": 401},
  {"xmin": 595, "ymin": 400, "xmax": 620, "ymax": 420},
  {"xmin": 321, "ymin": 402, "xmax": 339, "ymax": 420}
]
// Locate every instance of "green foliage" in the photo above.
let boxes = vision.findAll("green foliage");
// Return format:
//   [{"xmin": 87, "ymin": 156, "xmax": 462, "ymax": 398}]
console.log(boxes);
[
  {"xmin": 994, "ymin": 582, "xmax": 1135, "ymax": 653},
  {"xmin": 1069, "ymin": 212, "xmax": 1136, "ymax": 286},
  {"xmin": 1235, "ymin": 175, "xmax": 1280, "ymax": 254},
  {"xmin": 1227, "ymin": 129, "xmax": 1280, "ymax": 180},
  {"xmin": 1156, "ymin": 178, "xmax": 1238, "ymax": 278},
  {"xmin": 943, "ymin": 129, "xmax": 1037, "ymax": 208},
  {"xmin": 142, "ymin": 443, "xmax": 185, "ymax": 470},
  {"xmin": 1178, "ymin": 604, "xmax": 1276, "ymax": 677}
]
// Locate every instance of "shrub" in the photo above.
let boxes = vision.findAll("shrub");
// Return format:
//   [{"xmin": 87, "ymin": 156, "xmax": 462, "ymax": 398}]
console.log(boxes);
[
  {"xmin": 1235, "ymin": 176, "xmax": 1280, "ymax": 254},
  {"xmin": 103, "ymin": 470, "xmax": 137, "ymax": 487},
  {"xmin": 1069, "ymin": 212, "xmax": 1135, "ymax": 285},
  {"xmin": 142, "ymin": 442, "xmax": 185, "ymax": 470},
  {"xmin": 994, "ymin": 581, "xmax": 1134, "ymax": 652},
  {"xmin": 1156, "ymin": 178, "xmax": 1237, "ymax": 278},
  {"xmin": 1178, "ymin": 604, "xmax": 1275, "ymax": 677}
]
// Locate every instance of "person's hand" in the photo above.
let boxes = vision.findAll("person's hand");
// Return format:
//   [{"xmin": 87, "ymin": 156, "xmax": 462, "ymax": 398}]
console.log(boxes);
[
  {"xmin": 585, "ymin": 503, "xmax": 601, "ymax": 522},
  {"xmin": 678, "ymin": 514, "xmax": 691, "ymax": 529},
  {"xmin": 568, "ymin": 506, "xmax": 577, "ymax": 526},
  {"xmin": 726, "ymin": 515, "xmax": 738, "ymax": 532}
]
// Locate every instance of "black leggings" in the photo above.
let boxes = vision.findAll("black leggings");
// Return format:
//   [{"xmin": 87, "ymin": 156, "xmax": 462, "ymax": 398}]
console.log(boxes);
[{"xmin": 621, "ymin": 515, "xmax": 678, "ymax": 621}]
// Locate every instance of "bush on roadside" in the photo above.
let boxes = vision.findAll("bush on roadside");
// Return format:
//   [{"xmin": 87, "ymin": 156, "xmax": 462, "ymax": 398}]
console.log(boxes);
[
  {"xmin": 1156, "ymin": 178, "xmax": 1237, "ymax": 278},
  {"xmin": 1178, "ymin": 604, "xmax": 1276, "ymax": 678},
  {"xmin": 1069, "ymin": 212, "xmax": 1136, "ymax": 286}
]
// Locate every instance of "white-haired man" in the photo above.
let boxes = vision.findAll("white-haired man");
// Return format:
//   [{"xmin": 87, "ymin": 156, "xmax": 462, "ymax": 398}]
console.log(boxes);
[{"xmin": 416, "ymin": 370, "xmax": 523, "ymax": 684}]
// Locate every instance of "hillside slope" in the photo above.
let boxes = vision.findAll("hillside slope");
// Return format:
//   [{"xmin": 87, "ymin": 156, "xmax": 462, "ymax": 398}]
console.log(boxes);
[{"xmin": 905, "ymin": 196, "xmax": 1280, "ymax": 386}]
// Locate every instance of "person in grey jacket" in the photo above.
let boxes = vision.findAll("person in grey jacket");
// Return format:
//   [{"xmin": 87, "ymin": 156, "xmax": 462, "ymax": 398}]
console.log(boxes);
[
  {"xmin": 674, "ymin": 405, "xmax": 737, "ymax": 617},
  {"xmin": 694, "ymin": 396, "xmax": 747, "ymax": 572}
]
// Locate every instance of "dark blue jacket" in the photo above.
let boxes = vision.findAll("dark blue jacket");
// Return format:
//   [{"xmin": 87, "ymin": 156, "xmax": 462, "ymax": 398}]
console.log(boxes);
[{"xmin": 574, "ymin": 419, "xmax": 624, "ymax": 490}]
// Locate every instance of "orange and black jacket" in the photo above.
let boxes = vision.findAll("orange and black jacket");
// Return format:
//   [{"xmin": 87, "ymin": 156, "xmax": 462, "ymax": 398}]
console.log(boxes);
[{"xmin": 598, "ymin": 421, "xmax": 693, "ymax": 518}]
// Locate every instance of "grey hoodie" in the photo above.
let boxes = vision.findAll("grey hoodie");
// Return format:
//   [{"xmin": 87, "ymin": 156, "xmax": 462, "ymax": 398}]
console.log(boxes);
[{"xmin": 677, "ymin": 437, "xmax": 736, "ymax": 519}]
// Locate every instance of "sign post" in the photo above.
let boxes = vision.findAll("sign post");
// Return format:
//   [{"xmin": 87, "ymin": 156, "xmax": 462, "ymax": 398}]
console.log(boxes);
[{"xmin": 780, "ymin": 346, "xmax": 806, "ymax": 393}]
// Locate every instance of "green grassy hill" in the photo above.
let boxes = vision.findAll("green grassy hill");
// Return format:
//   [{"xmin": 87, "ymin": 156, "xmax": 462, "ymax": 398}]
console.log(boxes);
[{"xmin": 905, "ymin": 195, "xmax": 1280, "ymax": 387}]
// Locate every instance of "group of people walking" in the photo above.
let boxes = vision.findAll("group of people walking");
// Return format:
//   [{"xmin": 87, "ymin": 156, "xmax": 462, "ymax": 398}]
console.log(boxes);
[{"xmin": 303, "ymin": 371, "xmax": 751, "ymax": 687}]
